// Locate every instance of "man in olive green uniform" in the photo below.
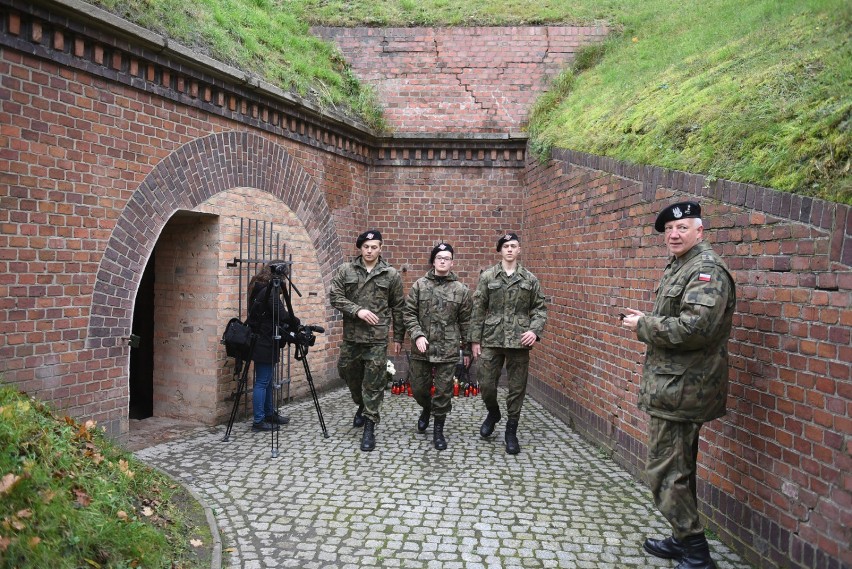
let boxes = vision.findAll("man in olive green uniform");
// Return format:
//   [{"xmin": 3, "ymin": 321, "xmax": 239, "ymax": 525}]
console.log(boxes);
[
  {"xmin": 330, "ymin": 230, "xmax": 404, "ymax": 452},
  {"xmin": 470, "ymin": 233, "xmax": 547, "ymax": 455},
  {"xmin": 403, "ymin": 242, "xmax": 472, "ymax": 451},
  {"xmin": 622, "ymin": 202, "xmax": 735, "ymax": 569}
]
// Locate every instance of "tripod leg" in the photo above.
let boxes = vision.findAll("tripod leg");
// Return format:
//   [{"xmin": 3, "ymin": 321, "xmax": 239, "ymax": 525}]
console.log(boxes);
[
  {"xmin": 298, "ymin": 345, "xmax": 328, "ymax": 438},
  {"xmin": 223, "ymin": 360, "xmax": 251, "ymax": 441},
  {"xmin": 223, "ymin": 336, "xmax": 257, "ymax": 442},
  {"xmin": 270, "ymin": 360, "xmax": 279, "ymax": 457}
]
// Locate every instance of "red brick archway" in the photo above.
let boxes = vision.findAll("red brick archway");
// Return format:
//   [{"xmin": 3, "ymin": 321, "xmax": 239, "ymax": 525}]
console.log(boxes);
[{"xmin": 86, "ymin": 131, "xmax": 342, "ymax": 350}]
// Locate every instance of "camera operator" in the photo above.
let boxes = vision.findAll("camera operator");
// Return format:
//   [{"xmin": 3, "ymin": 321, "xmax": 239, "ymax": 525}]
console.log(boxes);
[{"xmin": 246, "ymin": 260, "xmax": 297, "ymax": 432}]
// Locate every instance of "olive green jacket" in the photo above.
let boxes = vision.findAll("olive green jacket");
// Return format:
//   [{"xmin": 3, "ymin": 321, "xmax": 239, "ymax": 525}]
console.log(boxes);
[
  {"xmin": 403, "ymin": 269, "xmax": 472, "ymax": 363},
  {"xmin": 636, "ymin": 242, "xmax": 736, "ymax": 423},
  {"xmin": 329, "ymin": 256, "xmax": 405, "ymax": 344},
  {"xmin": 469, "ymin": 263, "xmax": 547, "ymax": 349}
]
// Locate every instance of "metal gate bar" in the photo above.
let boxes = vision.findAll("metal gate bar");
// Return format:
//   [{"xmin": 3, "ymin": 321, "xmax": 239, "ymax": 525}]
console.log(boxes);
[{"xmin": 226, "ymin": 218, "xmax": 294, "ymax": 421}]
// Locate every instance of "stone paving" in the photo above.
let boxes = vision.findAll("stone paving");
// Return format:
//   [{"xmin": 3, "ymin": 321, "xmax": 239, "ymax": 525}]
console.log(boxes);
[{"xmin": 134, "ymin": 387, "xmax": 752, "ymax": 569}]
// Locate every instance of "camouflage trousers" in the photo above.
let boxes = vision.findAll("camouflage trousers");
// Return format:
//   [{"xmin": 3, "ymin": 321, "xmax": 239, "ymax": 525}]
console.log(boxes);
[
  {"xmin": 409, "ymin": 359, "xmax": 455, "ymax": 419},
  {"xmin": 645, "ymin": 416, "xmax": 704, "ymax": 540},
  {"xmin": 338, "ymin": 341, "xmax": 388, "ymax": 424},
  {"xmin": 477, "ymin": 347, "xmax": 530, "ymax": 420}
]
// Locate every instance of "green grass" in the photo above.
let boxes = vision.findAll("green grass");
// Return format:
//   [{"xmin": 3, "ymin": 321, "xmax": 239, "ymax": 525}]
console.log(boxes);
[
  {"xmin": 527, "ymin": 0, "xmax": 851, "ymax": 203},
  {"xmin": 85, "ymin": 0, "xmax": 850, "ymax": 203},
  {"xmin": 0, "ymin": 385, "xmax": 211, "ymax": 568},
  {"xmin": 91, "ymin": 0, "xmax": 387, "ymax": 130}
]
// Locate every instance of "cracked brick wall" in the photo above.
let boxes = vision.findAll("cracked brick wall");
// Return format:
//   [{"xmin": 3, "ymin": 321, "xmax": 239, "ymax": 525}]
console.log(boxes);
[{"xmin": 313, "ymin": 26, "xmax": 608, "ymax": 133}]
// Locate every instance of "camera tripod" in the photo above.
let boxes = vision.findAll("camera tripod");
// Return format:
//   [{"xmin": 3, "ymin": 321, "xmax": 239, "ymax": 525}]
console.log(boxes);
[{"xmin": 222, "ymin": 265, "xmax": 328, "ymax": 452}]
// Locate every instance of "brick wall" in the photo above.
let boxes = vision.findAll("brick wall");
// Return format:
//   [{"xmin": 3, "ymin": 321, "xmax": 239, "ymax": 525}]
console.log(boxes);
[
  {"xmin": 313, "ymin": 26, "xmax": 608, "ymax": 134},
  {"xmin": 0, "ymin": 3, "xmax": 373, "ymax": 433},
  {"xmin": 0, "ymin": 3, "xmax": 849, "ymax": 568},
  {"xmin": 523, "ymin": 149, "xmax": 851, "ymax": 569},
  {"xmin": 368, "ymin": 165, "xmax": 525, "ymax": 293}
]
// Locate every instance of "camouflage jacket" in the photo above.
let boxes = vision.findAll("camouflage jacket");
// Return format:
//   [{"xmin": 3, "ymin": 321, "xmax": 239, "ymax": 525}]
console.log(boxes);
[
  {"xmin": 469, "ymin": 263, "xmax": 547, "ymax": 349},
  {"xmin": 403, "ymin": 269, "xmax": 472, "ymax": 363},
  {"xmin": 329, "ymin": 255, "xmax": 405, "ymax": 344},
  {"xmin": 636, "ymin": 241, "xmax": 736, "ymax": 423}
]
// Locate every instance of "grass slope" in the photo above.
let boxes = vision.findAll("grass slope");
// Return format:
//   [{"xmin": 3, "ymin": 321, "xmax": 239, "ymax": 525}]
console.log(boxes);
[
  {"xmin": 86, "ymin": 0, "xmax": 851, "ymax": 202},
  {"xmin": 0, "ymin": 385, "xmax": 211, "ymax": 568},
  {"xmin": 528, "ymin": 0, "xmax": 851, "ymax": 203}
]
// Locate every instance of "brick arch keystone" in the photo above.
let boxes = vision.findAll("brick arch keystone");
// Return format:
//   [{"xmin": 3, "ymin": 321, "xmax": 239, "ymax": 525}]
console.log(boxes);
[{"xmin": 87, "ymin": 131, "xmax": 342, "ymax": 349}]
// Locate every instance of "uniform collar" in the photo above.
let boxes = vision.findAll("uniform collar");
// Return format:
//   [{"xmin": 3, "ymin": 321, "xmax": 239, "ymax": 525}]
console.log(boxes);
[
  {"xmin": 667, "ymin": 241, "xmax": 710, "ymax": 269},
  {"xmin": 498, "ymin": 262, "xmax": 526, "ymax": 278},
  {"xmin": 354, "ymin": 255, "xmax": 387, "ymax": 272},
  {"xmin": 426, "ymin": 268, "xmax": 457, "ymax": 281}
]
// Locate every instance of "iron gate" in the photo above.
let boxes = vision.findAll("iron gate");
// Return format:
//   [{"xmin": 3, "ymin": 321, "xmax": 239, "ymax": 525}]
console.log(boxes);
[{"xmin": 225, "ymin": 218, "xmax": 296, "ymax": 421}]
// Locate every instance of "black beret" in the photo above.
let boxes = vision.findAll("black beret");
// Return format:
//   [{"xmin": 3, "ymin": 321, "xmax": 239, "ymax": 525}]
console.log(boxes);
[
  {"xmin": 356, "ymin": 230, "xmax": 383, "ymax": 248},
  {"xmin": 429, "ymin": 242, "xmax": 454, "ymax": 264},
  {"xmin": 496, "ymin": 232, "xmax": 520, "ymax": 251},
  {"xmin": 654, "ymin": 201, "xmax": 701, "ymax": 233}
]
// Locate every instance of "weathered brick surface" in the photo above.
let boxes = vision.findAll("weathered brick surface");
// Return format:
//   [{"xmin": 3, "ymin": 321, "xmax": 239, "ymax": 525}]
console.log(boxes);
[
  {"xmin": 0, "ymin": 3, "xmax": 849, "ymax": 569},
  {"xmin": 313, "ymin": 25, "xmax": 608, "ymax": 133},
  {"xmin": 524, "ymin": 149, "xmax": 851, "ymax": 569},
  {"xmin": 368, "ymin": 165, "xmax": 525, "ymax": 294},
  {"xmin": 0, "ymin": 7, "xmax": 368, "ymax": 434}
]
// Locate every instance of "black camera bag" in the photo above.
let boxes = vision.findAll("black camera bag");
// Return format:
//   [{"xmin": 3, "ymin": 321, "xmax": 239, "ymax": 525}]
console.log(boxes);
[{"xmin": 222, "ymin": 317, "xmax": 253, "ymax": 359}]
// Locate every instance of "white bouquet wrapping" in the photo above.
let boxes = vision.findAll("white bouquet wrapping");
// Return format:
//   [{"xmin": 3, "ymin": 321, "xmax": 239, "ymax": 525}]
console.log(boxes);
[{"xmin": 386, "ymin": 360, "xmax": 396, "ymax": 387}]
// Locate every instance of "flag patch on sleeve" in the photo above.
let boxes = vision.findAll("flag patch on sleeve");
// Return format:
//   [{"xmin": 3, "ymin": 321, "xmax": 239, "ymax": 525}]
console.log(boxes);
[{"xmin": 698, "ymin": 273, "xmax": 712, "ymax": 282}]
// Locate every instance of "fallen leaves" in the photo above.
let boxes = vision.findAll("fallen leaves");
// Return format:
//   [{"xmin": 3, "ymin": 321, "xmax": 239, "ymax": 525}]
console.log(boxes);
[
  {"xmin": 0, "ymin": 473, "xmax": 21, "ymax": 496},
  {"xmin": 2, "ymin": 509, "xmax": 33, "ymax": 532},
  {"xmin": 190, "ymin": 538, "xmax": 203, "ymax": 547},
  {"xmin": 73, "ymin": 487, "xmax": 92, "ymax": 507},
  {"xmin": 0, "ymin": 386, "xmax": 203, "ymax": 565},
  {"xmin": 118, "ymin": 459, "xmax": 134, "ymax": 479},
  {"xmin": 84, "ymin": 442, "xmax": 105, "ymax": 465}
]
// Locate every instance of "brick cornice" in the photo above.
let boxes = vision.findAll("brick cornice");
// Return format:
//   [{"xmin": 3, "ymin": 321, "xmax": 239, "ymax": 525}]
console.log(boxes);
[
  {"xmin": 1, "ymin": 0, "xmax": 527, "ymax": 168},
  {"xmin": 552, "ymin": 148, "xmax": 852, "ymax": 267}
]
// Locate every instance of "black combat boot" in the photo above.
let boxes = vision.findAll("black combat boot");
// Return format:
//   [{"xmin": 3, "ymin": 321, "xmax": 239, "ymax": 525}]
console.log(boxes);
[
  {"xmin": 433, "ymin": 417, "xmax": 447, "ymax": 451},
  {"xmin": 504, "ymin": 418, "xmax": 520, "ymax": 454},
  {"xmin": 353, "ymin": 404, "xmax": 365, "ymax": 428},
  {"xmin": 417, "ymin": 408, "xmax": 431, "ymax": 433},
  {"xmin": 479, "ymin": 408, "xmax": 502, "ymax": 438},
  {"xmin": 675, "ymin": 534, "xmax": 717, "ymax": 569},
  {"xmin": 643, "ymin": 536, "xmax": 684, "ymax": 559},
  {"xmin": 360, "ymin": 418, "xmax": 376, "ymax": 452}
]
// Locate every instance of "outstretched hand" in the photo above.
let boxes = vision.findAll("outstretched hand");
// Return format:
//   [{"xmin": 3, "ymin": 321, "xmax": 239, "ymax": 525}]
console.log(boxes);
[{"xmin": 621, "ymin": 308, "xmax": 644, "ymax": 331}]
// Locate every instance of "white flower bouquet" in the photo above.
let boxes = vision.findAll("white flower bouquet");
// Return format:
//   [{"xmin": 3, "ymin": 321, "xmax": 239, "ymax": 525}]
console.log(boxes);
[{"xmin": 386, "ymin": 360, "xmax": 396, "ymax": 387}]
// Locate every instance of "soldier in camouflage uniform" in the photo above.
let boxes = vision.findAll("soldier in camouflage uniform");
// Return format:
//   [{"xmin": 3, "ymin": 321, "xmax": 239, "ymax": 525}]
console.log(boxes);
[
  {"xmin": 330, "ymin": 230, "xmax": 405, "ymax": 452},
  {"xmin": 470, "ymin": 233, "xmax": 547, "ymax": 455},
  {"xmin": 403, "ymin": 242, "xmax": 472, "ymax": 451},
  {"xmin": 622, "ymin": 202, "xmax": 735, "ymax": 569}
]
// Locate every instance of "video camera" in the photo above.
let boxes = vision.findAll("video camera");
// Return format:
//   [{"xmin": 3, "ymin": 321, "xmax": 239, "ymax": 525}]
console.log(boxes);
[
  {"xmin": 269, "ymin": 261, "xmax": 290, "ymax": 276},
  {"xmin": 281, "ymin": 324, "xmax": 325, "ymax": 348}
]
